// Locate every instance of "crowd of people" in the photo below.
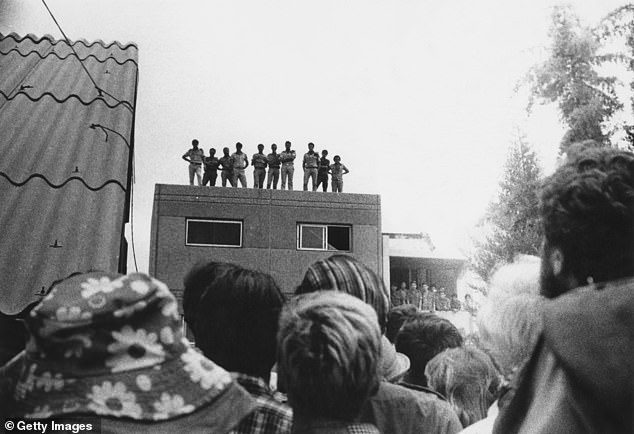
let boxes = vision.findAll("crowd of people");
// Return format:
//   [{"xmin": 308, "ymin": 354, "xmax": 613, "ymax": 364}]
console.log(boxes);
[
  {"xmin": 2, "ymin": 143, "xmax": 634, "ymax": 433},
  {"xmin": 389, "ymin": 282, "xmax": 476, "ymax": 314},
  {"xmin": 182, "ymin": 140, "xmax": 350, "ymax": 192}
]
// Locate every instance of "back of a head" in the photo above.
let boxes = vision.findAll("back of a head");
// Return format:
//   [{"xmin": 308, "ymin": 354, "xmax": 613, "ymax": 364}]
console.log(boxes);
[
  {"xmin": 540, "ymin": 145, "xmax": 634, "ymax": 296},
  {"xmin": 183, "ymin": 262, "xmax": 286, "ymax": 378},
  {"xmin": 395, "ymin": 312, "xmax": 463, "ymax": 385},
  {"xmin": 386, "ymin": 304, "xmax": 419, "ymax": 344},
  {"xmin": 425, "ymin": 347, "xmax": 500, "ymax": 428},
  {"xmin": 296, "ymin": 254, "xmax": 389, "ymax": 333},
  {"xmin": 478, "ymin": 257, "xmax": 544, "ymax": 377},
  {"xmin": 277, "ymin": 291, "xmax": 381, "ymax": 421}
]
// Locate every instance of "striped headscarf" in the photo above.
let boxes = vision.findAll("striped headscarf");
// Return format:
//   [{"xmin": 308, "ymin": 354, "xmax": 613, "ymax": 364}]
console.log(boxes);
[{"xmin": 296, "ymin": 254, "xmax": 389, "ymax": 333}]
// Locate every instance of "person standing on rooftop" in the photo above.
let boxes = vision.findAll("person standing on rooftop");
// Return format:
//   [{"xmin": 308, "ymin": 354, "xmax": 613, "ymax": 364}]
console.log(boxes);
[
  {"xmin": 182, "ymin": 139, "xmax": 204, "ymax": 186},
  {"xmin": 219, "ymin": 147, "xmax": 235, "ymax": 187},
  {"xmin": 302, "ymin": 142, "xmax": 319, "ymax": 191},
  {"xmin": 251, "ymin": 144, "xmax": 268, "ymax": 189},
  {"xmin": 266, "ymin": 144, "xmax": 281, "ymax": 189},
  {"xmin": 316, "ymin": 149, "xmax": 330, "ymax": 192},
  {"xmin": 232, "ymin": 142, "xmax": 249, "ymax": 188},
  {"xmin": 329, "ymin": 155, "xmax": 349, "ymax": 193},
  {"xmin": 279, "ymin": 141, "xmax": 296, "ymax": 190}
]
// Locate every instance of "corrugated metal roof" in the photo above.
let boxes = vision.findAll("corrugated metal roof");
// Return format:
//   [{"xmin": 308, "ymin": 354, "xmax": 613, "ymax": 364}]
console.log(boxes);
[{"xmin": 0, "ymin": 32, "xmax": 138, "ymax": 314}]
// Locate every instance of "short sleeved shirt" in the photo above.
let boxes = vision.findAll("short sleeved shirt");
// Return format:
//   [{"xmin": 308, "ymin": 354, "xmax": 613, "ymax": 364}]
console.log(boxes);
[
  {"xmin": 252, "ymin": 153, "xmax": 268, "ymax": 169},
  {"xmin": 267, "ymin": 153, "xmax": 281, "ymax": 169},
  {"xmin": 318, "ymin": 157, "xmax": 331, "ymax": 174},
  {"xmin": 184, "ymin": 148, "xmax": 204, "ymax": 164},
  {"xmin": 231, "ymin": 152, "xmax": 248, "ymax": 170},
  {"xmin": 279, "ymin": 150, "xmax": 296, "ymax": 166},
  {"xmin": 303, "ymin": 152, "xmax": 319, "ymax": 169},
  {"xmin": 204, "ymin": 157, "xmax": 220, "ymax": 172},
  {"xmin": 219, "ymin": 156, "xmax": 234, "ymax": 172}
]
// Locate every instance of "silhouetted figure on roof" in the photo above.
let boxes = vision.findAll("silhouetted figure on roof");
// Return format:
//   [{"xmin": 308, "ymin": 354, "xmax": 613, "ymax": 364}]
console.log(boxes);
[
  {"xmin": 280, "ymin": 141, "xmax": 296, "ymax": 190},
  {"xmin": 219, "ymin": 147, "xmax": 235, "ymax": 187},
  {"xmin": 316, "ymin": 150, "xmax": 330, "ymax": 192},
  {"xmin": 251, "ymin": 144, "xmax": 268, "ymax": 189},
  {"xmin": 266, "ymin": 144, "xmax": 281, "ymax": 189},
  {"xmin": 182, "ymin": 139, "xmax": 204, "ymax": 186},
  {"xmin": 302, "ymin": 142, "xmax": 319, "ymax": 191},
  {"xmin": 329, "ymin": 155, "xmax": 349, "ymax": 193},
  {"xmin": 202, "ymin": 148, "xmax": 220, "ymax": 187},
  {"xmin": 232, "ymin": 142, "xmax": 249, "ymax": 188}
]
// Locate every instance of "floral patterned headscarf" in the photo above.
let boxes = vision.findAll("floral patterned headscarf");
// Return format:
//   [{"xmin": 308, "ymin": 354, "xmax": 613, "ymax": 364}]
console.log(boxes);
[{"xmin": 12, "ymin": 272, "xmax": 235, "ymax": 421}]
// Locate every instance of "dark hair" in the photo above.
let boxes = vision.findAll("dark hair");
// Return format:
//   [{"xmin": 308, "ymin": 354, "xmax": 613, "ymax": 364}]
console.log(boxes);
[
  {"xmin": 183, "ymin": 262, "xmax": 286, "ymax": 378},
  {"xmin": 192, "ymin": 139, "xmax": 199, "ymax": 146},
  {"xmin": 322, "ymin": 150, "xmax": 328, "ymax": 156},
  {"xmin": 236, "ymin": 142, "xmax": 243, "ymax": 149},
  {"xmin": 258, "ymin": 143, "xmax": 264, "ymax": 148},
  {"xmin": 540, "ymin": 146, "xmax": 634, "ymax": 293},
  {"xmin": 385, "ymin": 304, "xmax": 419, "ymax": 344},
  {"xmin": 395, "ymin": 312, "xmax": 463, "ymax": 385}
]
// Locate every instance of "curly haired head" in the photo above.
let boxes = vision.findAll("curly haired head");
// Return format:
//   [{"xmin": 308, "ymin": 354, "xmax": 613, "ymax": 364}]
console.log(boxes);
[{"xmin": 540, "ymin": 145, "xmax": 634, "ymax": 297}]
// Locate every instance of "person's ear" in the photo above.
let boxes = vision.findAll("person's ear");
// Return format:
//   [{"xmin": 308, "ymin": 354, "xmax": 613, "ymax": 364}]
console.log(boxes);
[{"xmin": 548, "ymin": 247, "xmax": 564, "ymax": 277}]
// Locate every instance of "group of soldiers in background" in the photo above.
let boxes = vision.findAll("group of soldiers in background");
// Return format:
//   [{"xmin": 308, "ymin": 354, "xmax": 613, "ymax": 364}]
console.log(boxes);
[
  {"xmin": 183, "ymin": 139, "xmax": 350, "ymax": 192},
  {"xmin": 390, "ymin": 281, "xmax": 475, "ymax": 314}
]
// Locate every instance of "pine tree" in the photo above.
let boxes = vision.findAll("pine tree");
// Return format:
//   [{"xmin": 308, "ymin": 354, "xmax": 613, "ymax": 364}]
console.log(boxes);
[
  {"xmin": 525, "ymin": 5, "xmax": 624, "ymax": 151},
  {"xmin": 470, "ymin": 135, "xmax": 542, "ymax": 282}
]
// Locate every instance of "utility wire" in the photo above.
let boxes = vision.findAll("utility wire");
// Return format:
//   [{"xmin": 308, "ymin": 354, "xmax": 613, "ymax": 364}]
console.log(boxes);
[{"xmin": 41, "ymin": 0, "xmax": 133, "ymax": 112}]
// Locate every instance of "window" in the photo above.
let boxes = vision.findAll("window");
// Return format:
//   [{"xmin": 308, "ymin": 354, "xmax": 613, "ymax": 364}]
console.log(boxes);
[
  {"xmin": 297, "ymin": 224, "xmax": 351, "ymax": 251},
  {"xmin": 186, "ymin": 219, "xmax": 242, "ymax": 247}
]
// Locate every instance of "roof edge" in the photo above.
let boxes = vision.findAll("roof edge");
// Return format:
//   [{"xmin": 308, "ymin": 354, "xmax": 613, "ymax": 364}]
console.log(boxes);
[{"xmin": 0, "ymin": 32, "xmax": 138, "ymax": 51}]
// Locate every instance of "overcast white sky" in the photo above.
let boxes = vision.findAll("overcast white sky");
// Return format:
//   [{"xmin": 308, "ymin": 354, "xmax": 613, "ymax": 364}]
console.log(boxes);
[{"xmin": 1, "ymin": 0, "xmax": 630, "ymax": 271}]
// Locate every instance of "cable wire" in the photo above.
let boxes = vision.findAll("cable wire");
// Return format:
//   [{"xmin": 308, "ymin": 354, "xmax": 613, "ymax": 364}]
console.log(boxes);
[{"xmin": 41, "ymin": 0, "xmax": 133, "ymax": 112}]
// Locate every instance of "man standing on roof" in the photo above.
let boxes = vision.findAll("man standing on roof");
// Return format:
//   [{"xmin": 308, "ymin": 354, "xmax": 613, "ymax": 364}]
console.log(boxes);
[
  {"xmin": 316, "ymin": 149, "xmax": 330, "ymax": 192},
  {"xmin": 329, "ymin": 155, "xmax": 349, "ymax": 193},
  {"xmin": 231, "ymin": 142, "xmax": 249, "ymax": 188},
  {"xmin": 182, "ymin": 139, "xmax": 204, "ymax": 186},
  {"xmin": 251, "ymin": 144, "xmax": 268, "ymax": 189},
  {"xmin": 266, "ymin": 144, "xmax": 281, "ymax": 189},
  {"xmin": 219, "ymin": 147, "xmax": 235, "ymax": 187},
  {"xmin": 202, "ymin": 147, "xmax": 220, "ymax": 187},
  {"xmin": 280, "ymin": 141, "xmax": 296, "ymax": 190},
  {"xmin": 303, "ymin": 142, "xmax": 319, "ymax": 191}
]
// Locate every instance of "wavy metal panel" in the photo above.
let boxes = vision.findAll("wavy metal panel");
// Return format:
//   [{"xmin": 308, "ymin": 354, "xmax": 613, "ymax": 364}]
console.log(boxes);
[{"xmin": 0, "ymin": 33, "xmax": 138, "ymax": 314}]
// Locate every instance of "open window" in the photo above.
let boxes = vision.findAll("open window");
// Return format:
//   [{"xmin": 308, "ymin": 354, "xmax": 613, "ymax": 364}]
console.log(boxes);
[
  {"xmin": 186, "ymin": 219, "xmax": 242, "ymax": 247},
  {"xmin": 297, "ymin": 224, "xmax": 351, "ymax": 251}
]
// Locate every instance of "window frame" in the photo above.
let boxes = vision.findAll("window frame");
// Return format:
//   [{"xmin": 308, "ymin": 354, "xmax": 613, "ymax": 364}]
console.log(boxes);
[
  {"xmin": 185, "ymin": 218, "xmax": 243, "ymax": 248},
  {"xmin": 297, "ymin": 223, "xmax": 352, "ymax": 252}
]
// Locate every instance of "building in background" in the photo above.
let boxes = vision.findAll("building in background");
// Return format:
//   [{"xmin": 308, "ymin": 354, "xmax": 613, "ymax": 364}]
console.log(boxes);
[
  {"xmin": 0, "ymin": 33, "xmax": 138, "ymax": 317},
  {"xmin": 149, "ymin": 185, "xmax": 382, "ymax": 311},
  {"xmin": 382, "ymin": 232, "xmax": 465, "ymax": 295}
]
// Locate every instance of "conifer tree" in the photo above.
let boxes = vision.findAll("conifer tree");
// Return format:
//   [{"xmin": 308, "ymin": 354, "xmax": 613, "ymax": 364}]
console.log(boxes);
[{"xmin": 470, "ymin": 135, "xmax": 542, "ymax": 282}]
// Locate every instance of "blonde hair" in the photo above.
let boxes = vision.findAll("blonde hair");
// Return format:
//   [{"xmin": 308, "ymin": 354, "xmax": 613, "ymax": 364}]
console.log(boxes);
[
  {"xmin": 425, "ymin": 347, "xmax": 500, "ymax": 428},
  {"xmin": 477, "ymin": 256, "xmax": 544, "ymax": 376}
]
